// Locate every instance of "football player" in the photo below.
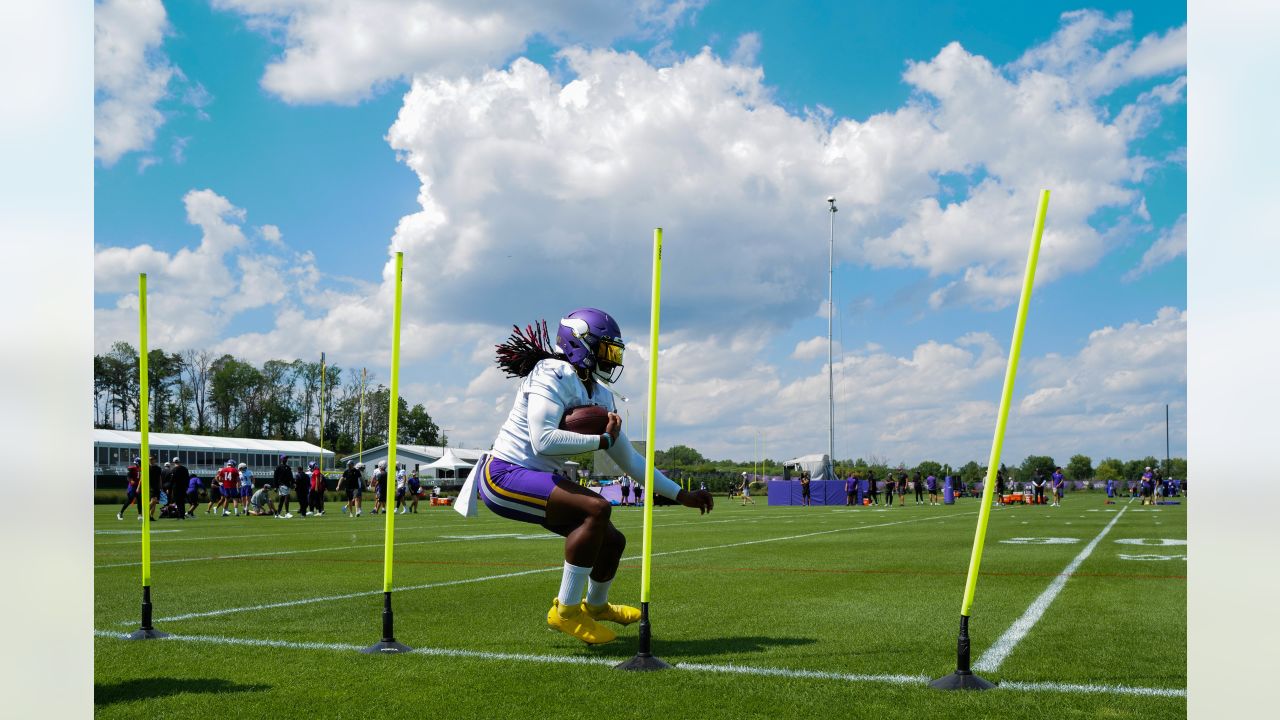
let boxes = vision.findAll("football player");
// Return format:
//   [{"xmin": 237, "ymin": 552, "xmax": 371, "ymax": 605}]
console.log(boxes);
[{"xmin": 465, "ymin": 308, "xmax": 713, "ymax": 645}]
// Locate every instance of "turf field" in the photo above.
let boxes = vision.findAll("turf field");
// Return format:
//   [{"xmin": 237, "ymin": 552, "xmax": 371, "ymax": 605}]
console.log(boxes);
[{"xmin": 94, "ymin": 495, "xmax": 1186, "ymax": 719}]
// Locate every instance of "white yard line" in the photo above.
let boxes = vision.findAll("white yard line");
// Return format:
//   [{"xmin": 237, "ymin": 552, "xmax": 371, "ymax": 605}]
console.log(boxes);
[
  {"xmin": 125, "ymin": 511, "xmax": 973, "ymax": 626},
  {"xmin": 92, "ymin": 629, "xmax": 1184, "ymax": 698},
  {"xmin": 973, "ymin": 504, "xmax": 1130, "ymax": 673},
  {"xmin": 94, "ymin": 536, "xmax": 475, "ymax": 569},
  {"xmin": 96, "ymin": 514, "xmax": 761, "ymax": 547}
]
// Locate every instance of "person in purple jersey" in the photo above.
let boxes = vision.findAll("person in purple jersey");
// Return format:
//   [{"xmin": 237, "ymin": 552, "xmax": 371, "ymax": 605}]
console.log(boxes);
[
  {"xmin": 926, "ymin": 473, "xmax": 939, "ymax": 505},
  {"xmin": 845, "ymin": 473, "xmax": 856, "ymax": 506},
  {"xmin": 185, "ymin": 474, "xmax": 203, "ymax": 517},
  {"xmin": 467, "ymin": 310, "xmax": 714, "ymax": 645},
  {"xmin": 1141, "ymin": 467, "xmax": 1155, "ymax": 505},
  {"xmin": 1051, "ymin": 467, "xmax": 1066, "ymax": 507}
]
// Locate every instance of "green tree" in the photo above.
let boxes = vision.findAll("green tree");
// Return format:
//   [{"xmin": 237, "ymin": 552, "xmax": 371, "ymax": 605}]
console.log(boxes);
[
  {"xmin": 657, "ymin": 444, "xmax": 706, "ymax": 467},
  {"xmin": 98, "ymin": 342, "xmax": 139, "ymax": 428},
  {"xmin": 1065, "ymin": 454, "xmax": 1093, "ymax": 481},
  {"xmin": 1017, "ymin": 455, "xmax": 1057, "ymax": 483},
  {"xmin": 1124, "ymin": 456, "xmax": 1160, "ymax": 482},
  {"xmin": 402, "ymin": 403, "xmax": 442, "ymax": 446},
  {"xmin": 208, "ymin": 355, "xmax": 262, "ymax": 433},
  {"xmin": 1095, "ymin": 458, "xmax": 1125, "ymax": 482},
  {"xmin": 959, "ymin": 461, "xmax": 984, "ymax": 486},
  {"xmin": 259, "ymin": 359, "xmax": 299, "ymax": 439},
  {"xmin": 147, "ymin": 348, "xmax": 185, "ymax": 432},
  {"xmin": 914, "ymin": 460, "xmax": 943, "ymax": 479},
  {"xmin": 1161, "ymin": 457, "xmax": 1187, "ymax": 480}
]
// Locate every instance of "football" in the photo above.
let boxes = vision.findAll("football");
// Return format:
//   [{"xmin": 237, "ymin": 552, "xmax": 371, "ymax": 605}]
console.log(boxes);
[{"xmin": 559, "ymin": 404, "xmax": 611, "ymax": 435}]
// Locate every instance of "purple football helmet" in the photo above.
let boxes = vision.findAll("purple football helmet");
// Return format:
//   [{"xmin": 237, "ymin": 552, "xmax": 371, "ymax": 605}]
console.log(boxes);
[{"xmin": 556, "ymin": 307, "xmax": 625, "ymax": 383}]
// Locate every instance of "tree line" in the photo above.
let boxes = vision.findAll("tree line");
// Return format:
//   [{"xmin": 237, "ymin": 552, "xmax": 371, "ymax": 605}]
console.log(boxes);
[
  {"xmin": 643, "ymin": 445, "xmax": 1188, "ymax": 492},
  {"xmin": 93, "ymin": 341, "xmax": 445, "ymax": 454}
]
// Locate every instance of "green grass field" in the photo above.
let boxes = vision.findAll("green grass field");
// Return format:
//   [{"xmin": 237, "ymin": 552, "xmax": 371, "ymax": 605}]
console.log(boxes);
[{"xmin": 94, "ymin": 495, "xmax": 1186, "ymax": 719}]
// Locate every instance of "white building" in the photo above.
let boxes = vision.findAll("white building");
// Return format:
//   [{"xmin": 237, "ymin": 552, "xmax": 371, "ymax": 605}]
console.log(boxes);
[
  {"xmin": 93, "ymin": 429, "xmax": 334, "ymax": 483},
  {"xmin": 344, "ymin": 443, "xmax": 485, "ymax": 486}
]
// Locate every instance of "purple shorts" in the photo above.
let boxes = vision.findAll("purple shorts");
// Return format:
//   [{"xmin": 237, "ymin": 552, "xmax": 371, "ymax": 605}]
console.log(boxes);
[{"xmin": 479, "ymin": 456, "xmax": 560, "ymax": 525}]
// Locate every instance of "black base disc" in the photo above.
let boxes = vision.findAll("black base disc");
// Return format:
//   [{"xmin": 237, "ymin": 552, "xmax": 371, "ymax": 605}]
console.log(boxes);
[
  {"xmin": 124, "ymin": 628, "xmax": 170, "ymax": 641},
  {"xmin": 615, "ymin": 653, "xmax": 673, "ymax": 671},
  {"xmin": 929, "ymin": 670, "xmax": 997, "ymax": 691},
  {"xmin": 360, "ymin": 640, "xmax": 413, "ymax": 654}
]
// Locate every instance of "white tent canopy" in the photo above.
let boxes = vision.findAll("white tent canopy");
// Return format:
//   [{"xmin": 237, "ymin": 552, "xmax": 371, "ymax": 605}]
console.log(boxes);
[
  {"xmin": 782, "ymin": 453, "xmax": 834, "ymax": 481},
  {"xmin": 423, "ymin": 449, "xmax": 474, "ymax": 471}
]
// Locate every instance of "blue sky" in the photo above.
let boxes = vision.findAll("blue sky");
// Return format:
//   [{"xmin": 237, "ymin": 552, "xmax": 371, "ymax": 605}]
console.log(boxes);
[{"xmin": 93, "ymin": 0, "xmax": 1187, "ymax": 466}]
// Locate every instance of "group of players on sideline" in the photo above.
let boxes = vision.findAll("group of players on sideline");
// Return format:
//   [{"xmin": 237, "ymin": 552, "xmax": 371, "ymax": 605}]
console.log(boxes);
[
  {"xmin": 735, "ymin": 464, "xmax": 1183, "ymax": 508},
  {"xmin": 116, "ymin": 455, "xmax": 443, "ymax": 521}
]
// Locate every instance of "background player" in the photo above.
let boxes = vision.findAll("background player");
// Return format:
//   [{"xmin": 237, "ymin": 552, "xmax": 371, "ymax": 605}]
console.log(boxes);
[{"xmin": 117, "ymin": 456, "xmax": 142, "ymax": 520}]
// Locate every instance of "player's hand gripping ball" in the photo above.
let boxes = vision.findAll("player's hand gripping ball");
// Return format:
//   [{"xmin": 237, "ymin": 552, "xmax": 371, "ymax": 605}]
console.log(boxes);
[{"xmin": 559, "ymin": 405, "xmax": 612, "ymax": 436}]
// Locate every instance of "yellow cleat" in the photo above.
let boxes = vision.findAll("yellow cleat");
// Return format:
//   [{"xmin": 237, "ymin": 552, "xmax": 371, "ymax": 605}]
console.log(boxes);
[
  {"xmin": 584, "ymin": 601, "xmax": 641, "ymax": 626},
  {"xmin": 547, "ymin": 598, "xmax": 616, "ymax": 644}
]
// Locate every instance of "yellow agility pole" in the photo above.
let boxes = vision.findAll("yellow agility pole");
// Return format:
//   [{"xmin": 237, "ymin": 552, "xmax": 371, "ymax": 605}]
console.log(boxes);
[
  {"xmin": 363, "ymin": 251, "xmax": 410, "ymax": 653},
  {"xmin": 931, "ymin": 189, "xmax": 1050, "ymax": 690},
  {"xmin": 617, "ymin": 228, "xmax": 671, "ymax": 670},
  {"xmin": 127, "ymin": 273, "xmax": 168, "ymax": 640}
]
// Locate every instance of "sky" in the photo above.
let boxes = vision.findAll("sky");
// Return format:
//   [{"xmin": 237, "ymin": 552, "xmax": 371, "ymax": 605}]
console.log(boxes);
[{"xmin": 92, "ymin": 0, "xmax": 1187, "ymax": 467}]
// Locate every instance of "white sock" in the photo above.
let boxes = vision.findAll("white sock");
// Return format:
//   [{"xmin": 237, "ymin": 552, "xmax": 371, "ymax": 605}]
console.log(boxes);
[
  {"xmin": 585, "ymin": 578, "xmax": 612, "ymax": 607},
  {"xmin": 557, "ymin": 562, "xmax": 592, "ymax": 606}
]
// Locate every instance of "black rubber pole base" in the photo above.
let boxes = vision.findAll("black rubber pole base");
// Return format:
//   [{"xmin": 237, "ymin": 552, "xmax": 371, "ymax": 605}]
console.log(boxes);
[
  {"xmin": 125, "ymin": 627, "xmax": 170, "ymax": 641},
  {"xmin": 124, "ymin": 586, "xmax": 169, "ymax": 640},
  {"xmin": 929, "ymin": 670, "xmax": 996, "ymax": 691},
  {"xmin": 931, "ymin": 614, "xmax": 995, "ymax": 690},
  {"xmin": 615, "ymin": 602, "xmax": 670, "ymax": 671},
  {"xmin": 361, "ymin": 591, "xmax": 411, "ymax": 654},
  {"xmin": 615, "ymin": 653, "xmax": 672, "ymax": 671},
  {"xmin": 360, "ymin": 640, "xmax": 412, "ymax": 654}
]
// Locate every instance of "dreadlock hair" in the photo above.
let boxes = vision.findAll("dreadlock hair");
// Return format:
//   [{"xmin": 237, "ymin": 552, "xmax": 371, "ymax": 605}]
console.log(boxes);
[{"xmin": 495, "ymin": 320, "xmax": 559, "ymax": 378}]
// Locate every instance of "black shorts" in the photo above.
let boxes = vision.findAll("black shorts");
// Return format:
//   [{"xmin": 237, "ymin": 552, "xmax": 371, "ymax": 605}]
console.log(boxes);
[
  {"xmin": 186, "ymin": 490, "xmax": 198, "ymax": 505},
  {"xmin": 801, "ymin": 487, "xmax": 810, "ymax": 497},
  {"xmin": 377, "ymin": 486, "xmax": 387, "ymax": 501},
  {"xmin": 345, "ymin": 488, "xmax": 361, "ymax": 501}
]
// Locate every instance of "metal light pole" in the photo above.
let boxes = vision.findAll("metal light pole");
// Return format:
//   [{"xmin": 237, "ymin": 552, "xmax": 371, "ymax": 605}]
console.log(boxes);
[{"xmin": 827, "ymin": 196, "xmax": 838, "ymax": 479}]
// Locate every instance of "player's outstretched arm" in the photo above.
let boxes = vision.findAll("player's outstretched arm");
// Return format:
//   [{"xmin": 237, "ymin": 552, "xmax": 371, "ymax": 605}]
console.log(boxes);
[
  {"xmin": 605, "ymin": 421, "xmax": 712, "ymax": 514},
  {"xmin": 676, "ymin": 488, "xmax": 714, "ymax": 514}
]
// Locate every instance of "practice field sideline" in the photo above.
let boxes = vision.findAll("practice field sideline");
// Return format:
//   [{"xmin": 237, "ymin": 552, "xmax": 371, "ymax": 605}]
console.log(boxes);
[{"xmin": 95, "ymin": 498, "xmax": 1186, "ymax": 719}]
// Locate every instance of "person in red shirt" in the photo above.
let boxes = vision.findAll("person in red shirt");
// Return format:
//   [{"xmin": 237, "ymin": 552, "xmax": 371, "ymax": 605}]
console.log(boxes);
[
  {"xmin": 307, "ymin": 461, "xmax": 326, "ymax": 516},
  {"xmin": 215, "ymin": 460, "xmax": 240, "ymax": 517},
  {"xmin": 117, "ymin": 456, "xmax": 143, "ymax": 520}
]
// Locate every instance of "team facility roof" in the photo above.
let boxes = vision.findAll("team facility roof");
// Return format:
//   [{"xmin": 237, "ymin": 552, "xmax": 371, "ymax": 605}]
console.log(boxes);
[
  {"xmin": 93, "ymin": 429, "xmax": 333, "ymax": 456},
  {"xmin": 344, "ymin": 443, "xmax": 484, "ymax": 463}
]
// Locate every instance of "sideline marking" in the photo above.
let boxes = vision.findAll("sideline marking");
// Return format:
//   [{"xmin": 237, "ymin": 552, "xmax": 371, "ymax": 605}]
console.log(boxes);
[
  {"xmin": 95, "ymin": 529, "xmax": 181, "ymax": 535},
  {"xmin": 91, "ymin": 629, "xmax": 1185, "ymax": 698},
  {"xmin": 127, "ymin": 511, "xmax": 974, "ymax": 625},
  {"xmin": 973, "ymin": 505, "xmax": 1130, "ymax": 673}
]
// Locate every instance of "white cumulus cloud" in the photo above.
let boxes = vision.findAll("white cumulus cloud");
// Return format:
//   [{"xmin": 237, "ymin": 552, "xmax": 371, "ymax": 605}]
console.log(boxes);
[
  {"xmin": 94, "ymin": 0, "xmax": 173, "ymax": 165},
  {"xmin": 213, "ymin": 0, "xmax": 706, "ymax": 104},
  {"xmin": 1124, "ymin": 214, "xmax": 1187, "ymax": 280}
]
